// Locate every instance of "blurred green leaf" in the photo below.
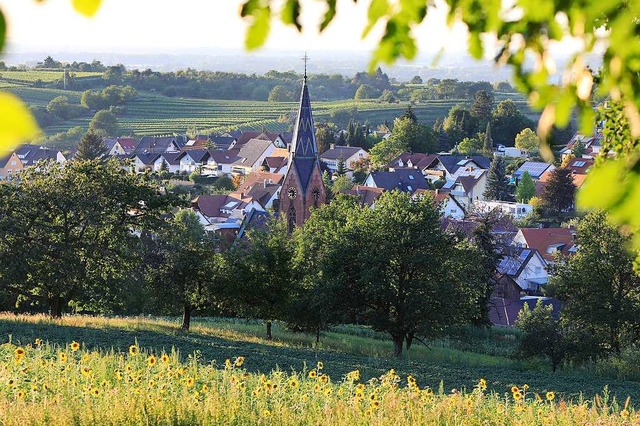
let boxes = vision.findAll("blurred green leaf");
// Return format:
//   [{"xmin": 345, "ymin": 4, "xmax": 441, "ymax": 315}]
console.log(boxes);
[
  {"xmin": 577, "ymin": 159, "xmax": 629, "ymax": 212},
  {"xmin": 320, "ymin": 0, "xmax": 336, "ymax": 32},
  {"xmin": 245, "ymin": 6, "xmax": 271, "ymax": 50},
  {"xmin": 0, "ymin": 10, "xmax": 5, "ymax": 53},
  {"xmin": 363, "ymin": 0, "xmax": 388, "ymax": 38},
  {"xmin": 282, "ymin": 0, "xmax": 301, "ymax": 31},
  {"xmin": 0, "ymin": 92, "xmax": 41, "ymax": 152}
]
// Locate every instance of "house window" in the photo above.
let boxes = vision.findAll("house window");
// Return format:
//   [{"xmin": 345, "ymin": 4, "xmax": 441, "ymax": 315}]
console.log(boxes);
[{"xmin": 11, "ymin": 161, "xmax": 16, "ymax": 166}]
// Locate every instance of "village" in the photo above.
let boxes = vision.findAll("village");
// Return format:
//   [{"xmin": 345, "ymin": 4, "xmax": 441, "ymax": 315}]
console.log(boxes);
[{"xmin": 0, "ymin": 77, "xmax": 599, "ymax": 329}]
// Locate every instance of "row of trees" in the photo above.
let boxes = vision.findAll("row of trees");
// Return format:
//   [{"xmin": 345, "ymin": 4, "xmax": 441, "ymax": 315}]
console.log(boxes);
[{"xmin": 0, "ymin": 161, "xmax": 490, "ymax": 356}]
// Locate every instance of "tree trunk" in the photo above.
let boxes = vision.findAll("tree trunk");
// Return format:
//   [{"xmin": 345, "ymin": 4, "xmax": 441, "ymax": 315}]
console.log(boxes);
[
  {"xmin": 406, "ymin": 332, "xmax": 414, "ymax": 351},
  {"xmin": 49, "ymin": 296, "xmax": 64, "ymax": 319},
  {"xmin": 392, "ymin": 334, "xmax": 404, "ymax": 357},
  {"xmin": 181, "ymin": 304, "xmax": 192, "ymax": 331},
  {"xmin": 266, "ymin": 320, "xmax": 272, "ymax": 340}
]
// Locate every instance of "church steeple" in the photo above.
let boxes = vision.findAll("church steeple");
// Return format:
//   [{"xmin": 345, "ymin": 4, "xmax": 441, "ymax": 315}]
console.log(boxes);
[{"xmin": 290, "ymin": 78, "xmax": 317, "ymax": 160}]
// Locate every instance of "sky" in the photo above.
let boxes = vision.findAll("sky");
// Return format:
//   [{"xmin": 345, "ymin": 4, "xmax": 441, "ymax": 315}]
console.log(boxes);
[{"xmin": 0, "ymin": 0, "xmax": 470, "ymax": 54}]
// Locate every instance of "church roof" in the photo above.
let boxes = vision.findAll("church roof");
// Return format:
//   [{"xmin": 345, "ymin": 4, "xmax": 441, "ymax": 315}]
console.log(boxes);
[{"xmin": 290, "ymin": 80, "xmax": 317, "ymax": 159}]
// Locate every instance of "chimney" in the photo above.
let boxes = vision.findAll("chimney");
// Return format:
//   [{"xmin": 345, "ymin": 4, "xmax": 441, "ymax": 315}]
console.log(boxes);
[{"xmin": 263, "ymin": 179, "xmax": 267, "ymax": 188}]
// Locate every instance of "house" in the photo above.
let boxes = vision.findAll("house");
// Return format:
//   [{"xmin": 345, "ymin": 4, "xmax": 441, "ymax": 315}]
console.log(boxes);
[
  {"xmin": 134, "ymin": 135, "xmax": 186, "ymax": 154},
  {"xmin": 489, "ymin": 291, "xmax": 561, "ymax": 327},
  {"xmin": 473, "ymin": 200, "xmax": 534, "ymax": 219},
  {"xmin": 364, "ymin": 169, "xmax": 429, "ymax": 194},
  {"xmin": 512, "ymin": 227, "xmax": 577, "ymax": 263},
  {"xmin": 387, "ymin": 153, "xmax": 438, "ymax": 174},
  {"xmin": 0, "ymin": 145, "xmax": 66, "ymax": 179},
  {"xmin": 319, "ymin": 145, "xmax": 369, "ymax": 173},
  {"xmin": 203, "ymin": 149, "xmax": 242, "ymax": 177},
  {"xmin": 413, "ymin": 189, "xmax": 467, "ymax": 219},
  {"xmin": 131, "ymin": 153, "xmax": 160, "ymax": 173},
  {"xmin": 177, "ymin": 149, "xmax": 210, "ymax": 174},
  {"xmin": 496, "ymin": 145, "xmax": 526, "ymax": 158},
  {"xmin": 560, "ymin": 128, "xmax": 604, "ymax": 161},
  {"xmin": 536, "ymin": 167, "xmax": 588, "ymax": 195},
  {"xmin": 234, "ymin": 131, "xmax": 288, "ymax": 149},
  {"xmin": 440, "ymin": 167, "xmax": 488, "ymax": 207},
  {"xmin": 512, "ymin": 161, "xmax": 556, "ymax": 182},
  {"xmin": 427, "ymin": 155, "xmax": 491, "ymax": 181},
  {"xmin": 564, "ymin": 157, "xmax": 594, "ymax": 175},
  {"xmin": 210, "ymin": 136, "xmax": 237, "ymax": 151},
  {"xmin": 237, "ymin": 208, "xmax": 271, "ymax": 241},
  {"xmin": 191, "ymin": 194, "xmax": 265, "ymax": 234},
  {"xmin": 262, "ymin": 155, "xmax": 288, "ymax": 174},
  {"xmin": 340, "ymin": 185, "xmax": 385, "ymax": 208},
  {"xmin": 233, "ymin": 171, "xmax": 284, "ymax": 209},
  {"xmin": 497, "ymin": 247, "xmax": 549, "ymax": 294},
  {"xmin": 105, "ymin": 137, "xmax": 138, "ymax": 156},
  {"xmin": 230, "ymin": 138, "xmax": 277, "ymax": 175},
  {"xmin": 153, "ymin": 152, "xmax": 181, "ymax": 173}
]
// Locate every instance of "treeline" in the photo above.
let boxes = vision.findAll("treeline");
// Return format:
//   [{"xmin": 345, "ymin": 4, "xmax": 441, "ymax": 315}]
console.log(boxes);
[{"xmin": 0, "ymin": 160, "xmax": 492, "ymax": 357}]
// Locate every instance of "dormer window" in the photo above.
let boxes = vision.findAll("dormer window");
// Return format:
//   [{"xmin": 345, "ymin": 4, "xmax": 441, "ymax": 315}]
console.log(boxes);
[{"xmin": 408, "ymin": 175, "xmax": 414, "ymax": 180}]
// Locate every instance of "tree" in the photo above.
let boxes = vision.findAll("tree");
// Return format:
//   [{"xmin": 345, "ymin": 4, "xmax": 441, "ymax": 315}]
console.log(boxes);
[
  {"xmin": 516, "ymin": 300, "xmax": 567, "ymax": 372},
  {"xmin": 332, "ymin": 175, "xmax": 353, "ymax": 193},
  {"xmin": 354, "ymin": 84, "xmax": 380, "ymax": 100},
  {"xmin": 89, "ymin": 110, "xmax": 118, "ymax": 136},
  {"xmin": 572, "ymin": 139, "xmax": 586, "ymax": 158},
  {"xmin": 483, "ymin": 156, "xmax": 510, "ymax": 201},
  {"xmin": 369, "ymin": 136, "xmax": 407, "ymax": 168},
  {"xmin": 470, "ymin": 90, "xmax": 494, "ymax": 127},
  {"xmin": 75, "ymin": 130, "xmax": 107, "ymax": 161},
  {"xmin": 540, "ymin": 168, "xmax": 576, "ymax": 215},
  {"xmin": 0, "ymin": 159, "xmax": 173, "ymax": 317},
  {"xmin": 516, "ymin": 171, "xmax": 536, "ymax": 203},
  {"xmin": 402, "ymin": 105, "xmax": 418, "ymax": 122},
  {"xmin": 146, "ymin": 210, "xmax": 224, "ymax": 331},
  {"xmin": 335, "ymin": 153, "xmax": 347, "ymax": 177},
  {"xmin": 483, "ymin": 122, "xmax": 493, "ymax": 154},
  {"xmin": 457, "ymin": 137, "xmax": 483, "ymax": 155},
  {"xmin": 443, "ymin": 105, "xmax": 478, "ymax": 145},
  {"xmin": 387, "ymin": 116, "xmax": 437, "ymax": 154},
  {"xmin": 46, "ymin": 96, "xmax": 72, "ymax": 120},
  {"xmin": 268, "ymin": 85, "xmax": 293, "ymax": 102},
  {"xmin": 315, "ymin": 124, "xmax": 334, "ymax": 154},
  {"xmin": 514, "ymin": 128, "xmax": 539, "ymax": 155},
  {"xmin": 410, "ymin": 75, "xmax": 423, "ymax": 84},
  {"xmin": 552, "ymin": 211, "xmax": 640, "ymax": 355},
  {"xmin": 490, "ymin": 100, "xmax": 535, "ymax": 147}
]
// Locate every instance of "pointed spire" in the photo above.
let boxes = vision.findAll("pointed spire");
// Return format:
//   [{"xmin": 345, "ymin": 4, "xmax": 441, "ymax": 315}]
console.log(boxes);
[{"xmin": 290, "ymin": 78, "xmax": 317, "ymax": 160}]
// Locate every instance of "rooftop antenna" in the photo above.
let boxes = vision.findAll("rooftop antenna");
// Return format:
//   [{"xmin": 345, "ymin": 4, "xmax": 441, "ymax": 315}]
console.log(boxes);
[{"xmin": 302, "ymin": 52, "xmax": 309, "ymax": 82}]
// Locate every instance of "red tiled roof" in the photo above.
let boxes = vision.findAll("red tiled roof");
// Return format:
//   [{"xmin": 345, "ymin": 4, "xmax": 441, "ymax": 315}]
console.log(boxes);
[
  {"xmin": 236, "ymin": 171, "xmax": 284, "ymax": 193},
  {"xmin": 341, "ymin": 185, "xmax": 384, "ymax": 207},
  {"xmin": 518, "ymin": 228, "xmax": 576, "ymax": 262}
]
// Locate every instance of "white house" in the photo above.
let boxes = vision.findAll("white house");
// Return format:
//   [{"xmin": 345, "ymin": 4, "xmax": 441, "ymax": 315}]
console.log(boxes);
[
  {"xmin": 319, "ymin": 145, "xmax": 368, "ymax": 173},
  {"xmin": 473, "ymin": 200, "xmax": 534, "ymax": 219},
  {"xmin": 497, "ymin": 248, "xmax": 549, "ymax": 293},
  {"xmin": 496, "ymin": 145, "xmax": 526, "ymax": 158},
  {"xmin": 230, "ymin": 139, "xmax": 277, "ymax": 175}
]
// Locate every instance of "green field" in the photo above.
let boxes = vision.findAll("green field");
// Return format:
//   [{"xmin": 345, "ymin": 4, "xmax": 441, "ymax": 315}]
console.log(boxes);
[
  {"xmin": 0, "ymin": 75, "xmax": 535, "ymax": 140},
  {"xmin": 1, "ymin": 314, "xmax": 639, "ymax": 402},
  {"xmin": 0, "ymin": 70, "xmax": 103, "ymax": 83}
]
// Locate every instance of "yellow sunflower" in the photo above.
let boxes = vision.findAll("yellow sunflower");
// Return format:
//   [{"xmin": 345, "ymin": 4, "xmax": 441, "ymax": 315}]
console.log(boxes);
[{"xmin": 70, "ymin": 341, "xmax": 80, "ymax": 352}]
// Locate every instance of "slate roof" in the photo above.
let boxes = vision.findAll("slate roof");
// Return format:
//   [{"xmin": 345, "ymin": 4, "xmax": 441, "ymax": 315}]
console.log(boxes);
[
  {"xmin": 210, "ymin": 136, "xmax": 236, "ymax": 151},
  {"xmin": 388, "ymin": 153, "xmax": 438, "ymax": 170},
  {"xmin": 367, "ymin": 169, "xmax": 429, "ymax": 193},
  {"xmin": 180, "ymin": 149, "xmax": 209, "ymax": 164},
  {"xmin": 117, "ymin": 137, "xmax": 138, "ymax": 153},
  {"xmin": 17, "ymin": 146, "xmax": 63, "ymax": 166},
  {"xmin": 320, "ymin": 146, "xmax": 363, "ymax": 161},
  {"xmin": 237, "ymin": 208, "xmax": 271, "ymax": 241},
  {"xmin": 436, "ymin": 155, "xmax": 491, "ymax": 174},
  {"xmin": 103, "ymin": 138, "xmax": 117, "ymax": 152},
  {"xmin": 234, "ymin": 139, "xmax": 274, "ymax": 169},
  {"xmin": 209, "ymin": 149, "xmax": 241, "ymax": 165},
  {"xmin": 159, "ymin": 152, "xmax": 182, "ymax": 166},
  {"xmin": 235, "ymin": 131, "xmax": 283, "ymax": 147},
  {"xmin": 290, "ymin": 80, "xmax": 317, "ymax": 159},
  {"xmin": 135, "ymin": 136, "xmax": 186, "ymax": 154},
  {"xmin": 133, "ymin": 152, "xmax": 160, "ymax": 165},
  {"xmin": 488, "ymin": 296, "xmax": 561, "ymax": 327}
]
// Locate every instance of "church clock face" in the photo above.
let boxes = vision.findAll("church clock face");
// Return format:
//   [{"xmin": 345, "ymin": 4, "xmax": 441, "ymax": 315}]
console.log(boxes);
[
  {"xmin": 287, "ymin": 187, "xmax": 298, "ymax": 199},
  {"xmin": 312, "ymin": 187, "xmax": 320, "ymax": 201}
]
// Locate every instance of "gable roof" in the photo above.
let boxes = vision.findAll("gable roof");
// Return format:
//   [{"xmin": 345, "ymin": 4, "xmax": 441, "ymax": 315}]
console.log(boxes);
[
  {"xmin": 320, "ymin": 146, "xmax": 364, "ymax": 161},
  {"xmin": 237, "ymin": 171, "xmax": 284, "ymax": 193},
  {"xmin": 514, "ymin": 161, "xmax": 554, "ymax": 179},
  {"xmin": 517, "ymin": 227, "xmax": 576, "ymax": 262},
  {"xmin": 234, "ymin": 139, "xmax": 274, "ymax": 168},
  {"xmin": 367, "ymin": 169, "xmax": 430, "ymax": 193},
  {"xmin": 208, "ymin": 149, "xmax": 241, "ymax": 165},
  {"xmin": 388, "ymin": 153, "xmax": 438, "ymax": 170},
  {"xmin": 192, "ymin": 194, "xmax": 247, "ymax": 219},
  {"xmin": 235, "ymin": 131, "xmax": 283, "ymax": 147},
  {"xmin": 210, "ymin": 136, "xmax": 236, "ymax": 150},
  {"xmin": 489, "ymin": 296, "xmax": 561, "ymax": 327},
  {"xmin": 116, "ymin": 137, "xmax": 138, "ymax": 152},
  {"xmin": 436, "ymin": 155, "xmax": 491, "ymax": 174},
  {"xmin": 340, "ymin": 185, "xmax": 384, "ymax": 207},
  {"xmin": 497, "ymin": 247, "xmax": 540, "ymax": 278},
  {"xmin": 135, "ymin": 136, "xmax": 185, "ymax": 154},
  {"xmin": 158, "ymin": 152, "xmax": 182, "ymax": 166},
  {"xmin": 237, "ymin": 208, "xmax": 271, "ymax": 241},
  {"xmin": 18, "ymin": 146, "xmax": 63, "ymax": 166},
  {"xmin": 133, "ymin": 152, "xmax": 161, "ymax": 165}
]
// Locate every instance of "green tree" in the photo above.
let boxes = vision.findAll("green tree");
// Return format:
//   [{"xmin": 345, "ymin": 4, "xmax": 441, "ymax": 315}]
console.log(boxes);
[
  {"xmin": 490, "ymin": 100, "xmax": 534, "ymax": 147},
  {"xmin": 332, "ymin": 175, "xmax": 353, "ymax": 193},
  {"xmin": 552, "ymin": 211, "xmax": 640, "ymax": 355},
  {"xmin": 457, "ymin": 137, "xmax": 483, "ymax": 155},
  {"xmin": 516, "ymin": 171, "xmax": 536, "ymax": 203},
  {"xmin": 354, "ymin": 84, "xmax": 381, "ymax": 100},
  {"xmin": 387, "ymin": 116, "xmax": 437, "ymax": 154},
  {"xmin": 483, "ymin": 122, "xmax": 493, "ymax": 154},
  {"xmin": 146, "ymin": 209, "xmax": 224, "ymax": 330},
  {"xmin": 315, "ymin": 124, "xmax": 334, "ymax": 154},
  {"xmin": 516, "ymin": 300, "xmax": 567, "ymax": 372},
  {"xmin": 540, "ymin": 168, "xmax": 576, "ymax": 215},
  {"xmin": 89, "ymin": 109, "xmax": 118, "ymax": 136},
  {"xmin": 46, "ymin": 95, "xmax": 72, "ymax": 120},
  {"xmin": 369, "ymin": 136, "xmax": 408, "ymax": 168},
  {"xmin": 75, "ymin": 130, "xmax": 106, "ymax": 161},
  {"xmin": 0, "ymin": 159, "xmax": 173, "ymax": 317},
  {"xmin": 515, "ymin": 128, "xmax": 540, "ymax": 155},
  {"xmin": 572, "ymin": 139, "xmax": 586, "ymax": 158},
  {"xmin": 483, "ymin": 156, "xmax": 509, "ymax": 201},
  {"xmin": 335, "ymin": 152, "xmax": 347, "ymax": 177},
  {"xmin": 227, "ymin": 218, "xmax": 297, "ymax": 340},
  {"xmin": 410, "ymin": 75, "xmax": 423, "ymax": 84},
  {"xmin": 268, "ymin": 85, "xmax": 293, "ymax": 102},
  {"xmin": 470, "ymin": 90, "xmax": 494, "ymax": 127}
]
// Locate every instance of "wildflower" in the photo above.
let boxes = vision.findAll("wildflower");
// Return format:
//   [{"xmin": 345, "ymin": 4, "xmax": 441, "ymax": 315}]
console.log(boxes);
[
  {"xmin": 319, "ymin": 374, "xmax": 328, "ymax": 384},
  {"xmin": 252, "ymin": 388, "xmax": 262, "ymax": 397},
  {"xmin": 147, "ymin": 355, "xmax": 157, "ymax": 367},
  {"xmin": 129, "ymin": 345, "xmax": 139, "ymax": 356},
  {"xmin": 317, "ymin": 361, "xmax": 324, "ymax": 370},
  {"xmin": 478, "ymin": 378, "xmax": 487, "ymax": 391},
  {"xmin": 7, "ymin": 379, "xmax": 15, "ymax": 387},
  {"xmin": 621, "ymin": 409, "xmax": 630, "ymax": 418},
  {"xmin": 289, "ymin": 377, "xmax": 299, "ymax": 388},
  {"xmin": 70, "ymin": 341, "xmax": 80, "ymax": 352},
  {"xmin": 101, "ymin": 380, "xmax": 108, "ymax": 387},
  {"xmin": 262, "ymin": 410, "xmax": 271, "ymax": 417},
  {"xmin": 370, "ymin": 393, "xmax": 377, "ymax": 401},
  {"xmin": 225, "ymin": 359, "xmax": 232, "ymax": 370},
  {"xmin": 234, "ymin": 356, "xmax": 245, "ymax": 367},
  {"xmin": 186, "ymin": 377, "xmax": 195, "ymax": 387},
  {"xmin": 115, "ymin": 370, "xmax": 123, "ymax": 380},
  {"xmin": 14, "ymin": 347, "xmax": 25, "ymax": 362},
  {"xmin": 355, "ymin": 389, "xmax": 364, "ymax": 399},
  {"xmin": 511, "ymin": 386, "xmax": 519, "ymax": 394},
  {"xmin": 300, "ymin": 394, "xmax": 308, "ymax": 402},
  {"xmin": 92, "ymin": 388, "xmax": 100, "ymax": 396},
  {"xmin": 201, "ymin": 384, "xmax": 208, "ymax": 392},
  {"xmin": 523, "ymin": 384, "xmax": 529, "ymax": 390},
  {"xmin": 546, "ymin": 391, "xmax": 555, "ymax": 401},
  {"xmin": 324, "ymin": 387, "xmax": 332, "ymax": 396},
  {"xmin": 314, "ymin": 383, "xmax": 321, "ymax": 393},
  {"xmin": 161, "ymin": 354, "xmax": 170, "ymax": 364},
  {"xmin": 308, "ymin": 370, "xmax": 317, "ymax": 379}
]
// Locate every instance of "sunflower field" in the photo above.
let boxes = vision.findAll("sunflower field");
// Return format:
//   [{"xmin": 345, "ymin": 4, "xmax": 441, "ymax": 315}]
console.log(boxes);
[{"xmin": 0, "ymin": 339, "xmax": 635, "ymax": 425}]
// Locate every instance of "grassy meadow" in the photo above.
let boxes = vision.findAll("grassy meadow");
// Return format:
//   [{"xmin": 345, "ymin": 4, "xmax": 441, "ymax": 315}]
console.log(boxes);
[{"xmin": 0, "ymin": 314, "xmax": 636, "ymax": 425}]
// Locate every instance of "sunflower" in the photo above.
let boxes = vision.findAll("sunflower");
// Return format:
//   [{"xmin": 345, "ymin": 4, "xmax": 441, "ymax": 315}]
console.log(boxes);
[
  {"xmin": 58, "ymin": 352, "xmax": 67, "ymax": 363},
  {"xmin": 16, "ymin": 390, "xmax": 25, "ymax": 399},
  {"xmin": 546, "ymin": 391, "xmax": 555, "ymax": 401},
  {"xmin": 234, "ymin": 356, "xmax": 245, "ymax": 367},
  {"xmin": 161, "ymin": 354, "xmax": 170, "ymax": 364},
  {"xmin": 372, "ymin": 400, "xmax": 380, "ymax": 409},
  {"xmin": 319, "ymin": 374, "xmax": 328, "ymax": 384},
  {"xmin": 186, "ymin": 377, "xmax": 195, "ymax": 387},
  {"xmin": 34, "ymin": 338, "xmax": 42, "ymax": 346},
  {"xmin": 14, "ymin": 347, "xmax": 25, "ymax": 360},
  {"xmin": 317, "ymin": 361, "xmax": 324, "ymax": 370},
  {"xmin": 324, "ymin": 387, "xmax": 332, "ymax": 396},
  {"xmin": 288, "ymin": 378, "xmax": 299, "ymax": 388},
  {"xmin": 511, "ymin": 386, "xmax": 519, "ymax": 394},
  {"xmin": 147, "ymin": 355, "xmax": 157, "ymax": 367},
  {"xmin": 129, "ymin": 345, "xmax": 139, "ymax": 356},
  {"xmin": 81, "ymin": 367, "xmax": 92, "ymax": 377},
  {"xmin": 115, "ymin": 370, "xmax": 123, "ymax": 381},
  {"xmin": 308, "ymin": 370, "xmax": 317, "ymax": 379},
  {"xmin": 621, "ymin": 409, "xmax": 630, "ymax": 418},
  {"xmin": 70, "ymin": 341, "xmax": 80, "ymax": 352},
  {"xmin": 513, "ymin": 391, "xmax": 523, "ymax": 401},
  {"xmin": 224, "ymin": 359, "xmax": 232, "ymax": 370},
  {"xmin": 92, "ymin": 388, "xmax": 100, "ymax": 396},
  {"xmin": 262, "ymin": 410, "xmax": 271, "ymax": 417}
]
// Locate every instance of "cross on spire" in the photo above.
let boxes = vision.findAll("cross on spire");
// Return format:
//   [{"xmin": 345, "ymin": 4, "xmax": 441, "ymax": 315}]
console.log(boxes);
[{"xmin": 302, "ymin": 52, "xmax": 309, "ymax": 81}]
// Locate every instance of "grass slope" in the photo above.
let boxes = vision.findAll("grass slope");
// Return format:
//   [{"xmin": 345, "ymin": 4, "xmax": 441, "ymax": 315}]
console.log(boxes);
[{"xmin": 1, "ymin": 314, "xmax": 639, "ymax": 401}]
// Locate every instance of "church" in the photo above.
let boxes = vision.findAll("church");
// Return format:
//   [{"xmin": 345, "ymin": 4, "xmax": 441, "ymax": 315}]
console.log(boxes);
[{"xmin": 279, "ymin": 75, "xmax": 327, "ymax": 230}]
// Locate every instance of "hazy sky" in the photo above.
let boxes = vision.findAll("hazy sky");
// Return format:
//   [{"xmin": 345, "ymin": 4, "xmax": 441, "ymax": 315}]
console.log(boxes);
[{"xmin": 0, "ymin": 0, "xmax": 469, "ymax": 54}]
